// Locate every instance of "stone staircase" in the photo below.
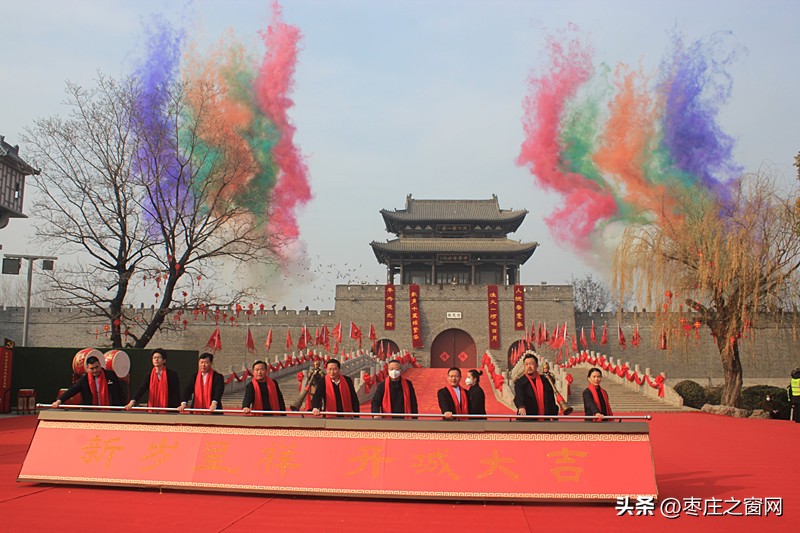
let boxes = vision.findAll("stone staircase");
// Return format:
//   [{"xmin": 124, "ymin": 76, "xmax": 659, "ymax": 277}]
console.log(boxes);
[{"xmin": 567, "ymin": 379, "xmax": 690, "ymax": 413}]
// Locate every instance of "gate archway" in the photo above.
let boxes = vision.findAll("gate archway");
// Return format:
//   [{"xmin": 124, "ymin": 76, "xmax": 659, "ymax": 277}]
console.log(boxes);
[
  {"xmin": 376, "ymin": 339, "xmax": 400, "ymax": 359},
  {"xmin": 430, "ymin": 329, "xmax": 477, "ymax": 368},
  {"xmin": 507, "ymin": 339, "xmax": 535, "ymax": 369}
]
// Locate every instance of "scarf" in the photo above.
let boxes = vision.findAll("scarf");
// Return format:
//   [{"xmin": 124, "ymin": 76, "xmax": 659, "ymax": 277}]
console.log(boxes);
[
  {"xmin": 88, "ymin": 369, "xmax": 110, "ymax": 406},
  {"xmin": 525, "ymin": 374, "xmax": 546, "ymax": 416},
  {"xmin": 148, "ymin": 368, "xmax": 169, "ymax": 408},
  {"xmin": 446, "ymin": 385, "xmax": 469, "ymax": 415},
  {"xmin": 324, "ymin": 375, "xmax": 353, "ymax": 415},
  {"xmin": 193, "ymin": 371, "xmax": 214, "ymax": 409},
  {"xmin": 252, "ymin": 377, "xmax": 280, "ymax": 412},
  {"xmin": 381, "ymin": 377, "xmax": 412, "ymax": 416},
  {"xmin": 589, "ymin": 385, "xmax": 613, "ymax": 416}
]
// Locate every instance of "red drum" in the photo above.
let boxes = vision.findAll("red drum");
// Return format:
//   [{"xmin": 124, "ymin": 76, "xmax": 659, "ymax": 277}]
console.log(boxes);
[
  {"xmin": 103, "ymin": 350, "xmax": 130, "ymax": 379},
  {"xmin": 72, "ymin": 348, "xmax": 103, "ymax": 375}
]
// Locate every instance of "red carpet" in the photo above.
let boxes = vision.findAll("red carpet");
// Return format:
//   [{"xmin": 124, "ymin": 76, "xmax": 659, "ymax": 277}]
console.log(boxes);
[{"xmin": 2, "ymin": 410, "xmax": 797, "ymax": 531}]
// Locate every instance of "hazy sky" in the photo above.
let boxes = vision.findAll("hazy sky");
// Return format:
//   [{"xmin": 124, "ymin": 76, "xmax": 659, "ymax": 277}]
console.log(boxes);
[{"xmin": 2, "ymin": 0, "xmax": 799, "ymax": 308}]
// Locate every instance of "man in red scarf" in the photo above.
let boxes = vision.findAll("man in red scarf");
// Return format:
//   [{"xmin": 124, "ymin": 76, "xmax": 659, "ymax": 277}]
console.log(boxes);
[
  {"xmin": 513, "ymin": 352, "xmax": 558, "ymax": 420},
  {"xmin": 311, "ymin": 359, "xmax": 360, "ymax": 416},
  {"xmin": 52, "ymin": 355, "xmax": 123, "ymax": 408},
  {"xmin": 178, "ymin": 352, "xmax": 224, "ymax": 413},
  {"xmin": 242, "ymin": 360, "xmax": 286, "ymax": 414},
  {"xmin": 125, "ymin": 348, "xmax": 181, "ymax": 410},
  {"xmin": 437, "ymin": 367, "xmax": 469, "ymax": 420},
  {"xmin": 582, "ymin": 367, "xmax": 614, "ymax": 422},
  {"xmin": 370, "ymin": 359, "xmax": 418, "ymax": 418}
]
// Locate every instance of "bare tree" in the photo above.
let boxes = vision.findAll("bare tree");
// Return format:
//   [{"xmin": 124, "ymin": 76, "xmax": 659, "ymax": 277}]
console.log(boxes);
[
  {"xmin": 615, "ymin": 172, "xmax": 800, "ymax": 406},
  {"xmin": 24, "ymin": 75, "xmax": 150, "ymax": 347},
  {"xmin": 23, "ymin": 76, "xmax": 286, "ymax": 349},
  {"xmin": 129, "ymin": 80, "xmax": 283, "ymax": 348},
  {"xmin": 571, "ymin": 273, "xmax": 612, "ymax": 312}
]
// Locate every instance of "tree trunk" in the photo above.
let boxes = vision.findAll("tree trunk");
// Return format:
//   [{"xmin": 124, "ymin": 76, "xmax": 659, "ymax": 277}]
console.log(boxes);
[{"xmin": 719, "ymin": 339, "xmax": 743, "ymax": 407}]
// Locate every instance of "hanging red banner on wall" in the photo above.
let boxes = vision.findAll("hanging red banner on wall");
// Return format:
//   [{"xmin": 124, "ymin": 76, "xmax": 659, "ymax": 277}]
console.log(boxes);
[
  {"xmin": 409, "ymin": 284, "xmax": 423, "ymax": 348},
  {"xmin": 488, "ymin": 285, "xmax": 500, "ymax": 349},
  {"xmin": 384, "ymin": 284, "xmax": 395, "ymax": 330},
  {"xmin": 513, "ymin": 285, "xmax": 525, "ymax": 330}
]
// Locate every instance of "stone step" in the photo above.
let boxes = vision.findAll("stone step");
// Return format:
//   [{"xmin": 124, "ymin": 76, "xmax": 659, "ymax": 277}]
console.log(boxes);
[{"xmin": 566, "ymin": 380, "xmax": 689, "ymax": 412}]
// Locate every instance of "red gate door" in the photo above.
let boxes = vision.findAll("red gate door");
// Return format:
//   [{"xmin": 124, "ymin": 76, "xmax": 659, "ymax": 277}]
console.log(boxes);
[{"xmin": 430, "ymin": 329, "xmax": 476, "ymax": 368}]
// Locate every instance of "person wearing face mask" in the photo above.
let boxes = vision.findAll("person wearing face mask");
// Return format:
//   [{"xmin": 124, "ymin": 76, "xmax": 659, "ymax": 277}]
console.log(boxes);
[
  {"xmin": 437, "ymin": 367, "xmax": 470, "ymax": 420},
  {"xmin": 582, "ymin": 367, "xmax": 613, "ymax": 422},
  {"xmin": 465, "ymin": 369, "xmax": 486, "ymax": 419},
  {"xmin": 370, "ymin": 359, "xmax": 418, "ymax": 419}
]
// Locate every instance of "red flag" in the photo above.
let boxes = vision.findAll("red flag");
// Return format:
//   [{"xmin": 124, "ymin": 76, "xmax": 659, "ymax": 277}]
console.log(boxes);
[
  {"xmin": 265, "ymin": 329, "xmax": 273, "ymax": 351},
  {"xmin": 600, "ymin": 322, "xmax": 608, "ymax": 345},
  {"xmin": 590, "ymin": 321, "xmax": 597, "ymax": 342},
  {"xmin": 618, "ymin": 325, "xmax": 627, "ymax": 350},
  {"xmin": 245, "ymin": 326, "xmax": 256, "ymax": 355},
  {"xmin": 631, "ymin": 324, "xmax": 641, "ymax": 347},
  {"xmin": 332, "ymin": 322, "xmax": 343, "ymax": 343},
  {"xmin": 571, "ymin": 330, "xmax": 578, "ymax": 352},
  {"xmin": 304, "ymin": 325, "xmax": 312, "ymax": 345},
  {"xmin": 368, "ymin": 324, "xmax": 377, "ymax": 341},
  {"xmin": 378, "ymin": 342, "xmax": 385, "ymax": 358},
  {"xmin": 580, "ymin": 327, "xmax": 588, "ymax": 349},
  {"xmin": 206, "ymin": 327, "xmax": 222, "ymax": 352},
  {"xmin": 298, "ymin": 326, "xmax": 308, "ymax": 350},
  {"xmin": 314, "ymin": 327, "xmax": 321, "ymax": 346},
  {"xmin": 350, "ymin": 322, "xmax": 363, "ymax": 349},
  {"xmin": 285, "ymin": 329, "xmax": 293, "ymax": 350},
  {"xmin": 323, "ymin": 324, "xmax": 330, "ymax": 351}
]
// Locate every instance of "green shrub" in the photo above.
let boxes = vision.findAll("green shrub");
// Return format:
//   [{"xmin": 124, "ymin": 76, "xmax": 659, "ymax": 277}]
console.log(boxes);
[
  {"xmin": 741, "ymin": 385, "xmax": 791, "ymax": 419},
  {"xmin": 674, "ymin": 380, "xmax": 707, "ymax": 409},
  {"xmin": 704, "ymin": 385, "xmax": 723, "ymax": 405}
]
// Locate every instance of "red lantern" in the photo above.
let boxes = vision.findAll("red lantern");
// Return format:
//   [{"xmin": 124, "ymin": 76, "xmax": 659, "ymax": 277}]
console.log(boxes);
[
  {"xmin": 103, "ymin": 324, "xmax": 110, "ymax": 332},
  {"xmin": 113, "ymin": 319, "xmax": 121, "ymax": 327},
  {"xmin": 182, "ymin": 319, "xmax": 188, "ymax": 330}
]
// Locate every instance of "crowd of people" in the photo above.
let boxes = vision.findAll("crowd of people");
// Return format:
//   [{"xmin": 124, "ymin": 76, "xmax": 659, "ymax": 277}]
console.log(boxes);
[{"xmin": 53, "ymin": 348, "xmax": 616, "ymax": 421}]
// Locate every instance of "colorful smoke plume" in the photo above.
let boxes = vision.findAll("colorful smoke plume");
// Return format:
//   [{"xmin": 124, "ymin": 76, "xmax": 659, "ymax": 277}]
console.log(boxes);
[
  {"xmin": 518, "ymin": 27, "xmax": 742, "ymax": 260},
  {"xmin": 133, "ymin": 3, "xmax": 311, "ymax": 263}
]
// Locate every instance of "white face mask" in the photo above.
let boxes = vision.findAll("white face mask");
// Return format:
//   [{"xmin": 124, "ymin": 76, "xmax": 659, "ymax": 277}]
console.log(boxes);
[
  {"xmin": 465, "ymin": 377, "xmax": 474, "ymax": 386},
  {"xmin": 388, "ymin": 369, "xmax": 401, "ymax": 379}
]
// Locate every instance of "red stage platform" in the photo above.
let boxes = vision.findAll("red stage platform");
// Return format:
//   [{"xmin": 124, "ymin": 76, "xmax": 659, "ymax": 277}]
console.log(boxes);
[{"xmin": 3, "ymin": 412, "xmax": 798, "ymax": 532}]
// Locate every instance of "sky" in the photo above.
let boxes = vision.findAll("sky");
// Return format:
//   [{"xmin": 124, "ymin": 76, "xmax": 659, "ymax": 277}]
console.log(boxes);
[{"xmin": 2, "ymin": 0, "xmax": 799, "ymax": 309}]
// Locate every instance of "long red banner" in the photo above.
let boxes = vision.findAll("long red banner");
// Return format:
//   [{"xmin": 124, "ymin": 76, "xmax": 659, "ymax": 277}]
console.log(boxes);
[
  {"xmin": 409, "ymin": 284, "xmax": 422, "ymax": 348},
  {"xmin": 488, "ymin": 285, "xmax": 500, "ymax": 349},
  {"xmin": 384, "ymin": 284, "xmax": 395, "ymax": 330},
  {"xmin": 513, "ymin": 285, "xmax": 525, "ymax": 331},
  {"xmin": 19, "ymin": 420, "xmax": 657, "ymax": 501}
]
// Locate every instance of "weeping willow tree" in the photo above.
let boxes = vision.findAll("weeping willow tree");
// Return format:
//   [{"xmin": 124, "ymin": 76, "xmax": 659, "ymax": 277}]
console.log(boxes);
[{"xmin": 614, "ymin": 172, "xmax": 800, "ymax": 407}]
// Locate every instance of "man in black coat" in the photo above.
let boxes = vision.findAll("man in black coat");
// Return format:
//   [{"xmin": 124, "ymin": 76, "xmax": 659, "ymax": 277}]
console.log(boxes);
[
  {"xmin": 242, "ymin": 360, "xmax": 286, "ymax": 414},
  {"xmin": 437, "ymin": 367, "xmax": 469, "ymax": 420},
  {"xmin": 514, "ymin": 352, "xmax": 558, "ymax": 420},
  {"xmin": 125, "ymin": 348, "xmax": 181, "ymax": 410},
  {"xmin": 179, "ymin": 352, "xmax": 225, "ymax": 413},
  {"xmin": 370, "ymin": 359, "xmax": 418, "ymax": 417},
  {"xmin": 52, "ymin": 355, "xmax": 124, "ymax": 407},
  {"xmin": 311, "ymin": 359, "xmax": 360, "ymax": 416}
]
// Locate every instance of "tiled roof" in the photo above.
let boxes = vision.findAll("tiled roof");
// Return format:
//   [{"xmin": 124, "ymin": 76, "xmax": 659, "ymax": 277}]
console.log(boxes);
[
  {"xmin": 370, "ymin": 238, "xmax": 539, "ymax": 254},
  {"xmin": 381, "ymin": 195, "xmax": 527, "ymax": 222},
  {"xmin": 0, "ymin": 135, "xmax": 38, "ymax": 175}
]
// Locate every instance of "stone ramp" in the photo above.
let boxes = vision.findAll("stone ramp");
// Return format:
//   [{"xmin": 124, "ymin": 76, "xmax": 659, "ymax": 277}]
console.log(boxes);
[{"xmin": 567, "ymin": 378, "xmax": 689, "ymax": 413}]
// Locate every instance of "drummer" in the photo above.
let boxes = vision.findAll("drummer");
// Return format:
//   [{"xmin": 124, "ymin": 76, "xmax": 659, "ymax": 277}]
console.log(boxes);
[
  {"xmin": 52, "ymin": 355, "xmax": 124, "ymax": 408},
  {"xmin": 125, "ymin": 348, "xmax": 181, "ymax": 410}
]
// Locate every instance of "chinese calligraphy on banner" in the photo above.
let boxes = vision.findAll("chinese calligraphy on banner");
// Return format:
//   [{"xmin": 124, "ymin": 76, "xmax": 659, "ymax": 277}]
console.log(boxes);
[
  {"xmin": 19, "ymin": 421, "xmax": 657, "ymax": 501},
  {"xmin": 384, "ymin": 284, "xmax": 395, "ymax": 330},
  {"xmin": 513, "ymin": 285, "xmax": 525, "ymax": 331},
  {"xmin": 409, "ymin": 284, "xmax": 423, "ymax": 348},
  {"xmin": 488, "ymin": 285, "xmax": 500, "ymax": 349}
]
